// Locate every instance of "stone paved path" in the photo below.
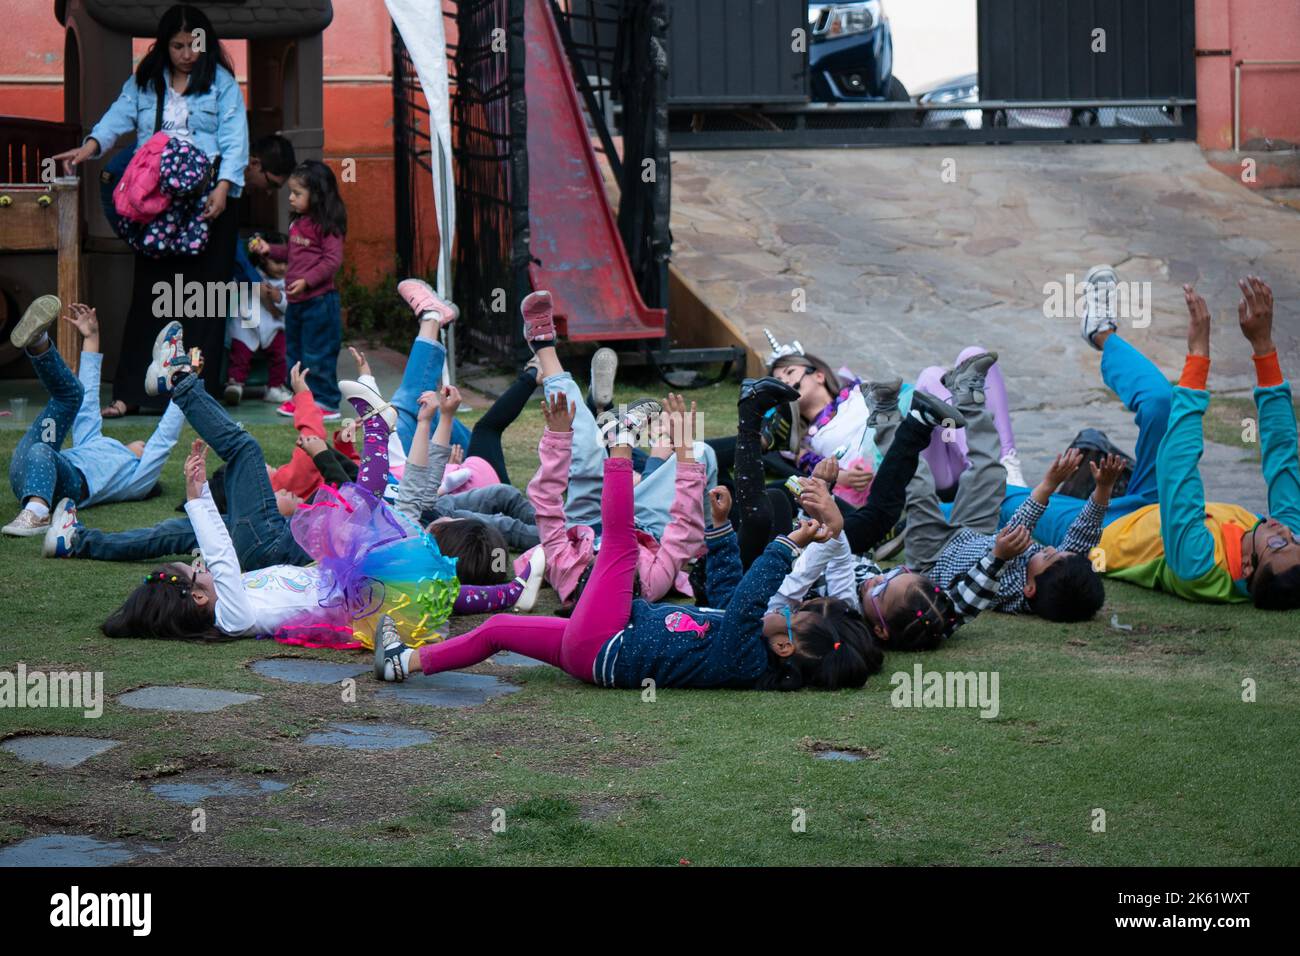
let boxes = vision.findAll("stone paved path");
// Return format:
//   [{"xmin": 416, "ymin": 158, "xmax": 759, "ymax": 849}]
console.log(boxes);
[{"xmin": 672, "ymin": 142, "xmax": 1300, "ymax": 512}]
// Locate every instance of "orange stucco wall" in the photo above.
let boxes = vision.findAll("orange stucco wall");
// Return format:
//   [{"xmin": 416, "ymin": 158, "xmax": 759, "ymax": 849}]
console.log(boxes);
[
  {"xmin": 1196, "ymin": 0, "xmax": 1300, "ymax": 187},
  {"xmin": 0, "ymin": 1, "xmax": 410, "ymax": 283}
]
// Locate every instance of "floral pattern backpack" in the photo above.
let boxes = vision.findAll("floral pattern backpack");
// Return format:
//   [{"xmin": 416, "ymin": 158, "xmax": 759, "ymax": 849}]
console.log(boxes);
[{"xmin": 117, "ymin": 136, "xmax": 215, "ymax": 258}]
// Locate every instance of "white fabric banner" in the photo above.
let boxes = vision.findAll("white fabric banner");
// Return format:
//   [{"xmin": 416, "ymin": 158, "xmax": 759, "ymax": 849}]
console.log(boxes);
[{"xmin": 385, "ymin": 0, "xmax": 455, "ymax": 298}]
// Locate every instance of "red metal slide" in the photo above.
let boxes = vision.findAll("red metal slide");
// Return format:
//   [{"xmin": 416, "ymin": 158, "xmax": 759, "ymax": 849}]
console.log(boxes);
[{"xmin": 523, "ymin": 0, "xmax": 666, "ymax": 342}]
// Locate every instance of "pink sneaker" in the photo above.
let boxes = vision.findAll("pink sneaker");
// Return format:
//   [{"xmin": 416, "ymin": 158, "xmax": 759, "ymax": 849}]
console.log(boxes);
[
  {"xmin": 521, "ymin": 290, "xmax": 556, "ymax": 351},
  {"xmin": 276, "ymin": 400, "xmax": 296, "ymax": 417},
  {"xmin": 397, "ymin": 278, "xmax": 459, "ymax": 327}
]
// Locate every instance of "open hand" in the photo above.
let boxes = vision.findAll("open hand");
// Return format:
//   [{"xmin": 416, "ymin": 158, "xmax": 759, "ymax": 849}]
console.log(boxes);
[
  {"xmin": 1183, "ymin": 284, "xmax": 1211, "ymax": 358},
  {"xmin": 337, "ymin": 418, "xmax": 357, "ymax": 446},
  {"xmin": 1041, "ymin": 448, "xmax": 1084, "ymax": 490},
  {"xmin": 62, "ymin": 303, "xmax": 99, "ymax": 340},
  {"xmin": 1089, "ymin": 452, "xmax": 1127, "ymax": 495},
  {"xmin": 709, "ymin": 486, "xmax": 732, "ymax": 527},
  {"xmin": 289, "ymin": 362, "xmax": 311, "ymax": 396},
  {"xmin": 1237, "ymin": 275, "xmax": 1275, "ymax": 356},
  {"xmin": 541, "ymin": 392, "xmax": 575, "ymax": 433}
]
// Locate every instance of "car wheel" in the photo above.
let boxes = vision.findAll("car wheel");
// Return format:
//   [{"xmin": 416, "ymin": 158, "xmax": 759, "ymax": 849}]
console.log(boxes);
[{"xmin": 885, "ymin": 76, "xmax": 918, "ymax": 127}]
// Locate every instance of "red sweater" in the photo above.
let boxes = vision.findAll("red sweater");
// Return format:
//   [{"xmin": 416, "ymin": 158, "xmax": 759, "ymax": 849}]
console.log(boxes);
[
  {"xmin": 266, "ymin": 216, "xmax": 344, "ymax": 303},
  {"xmin": 270, "ymin": 390, "xmax": 359, "ymax": 498}
]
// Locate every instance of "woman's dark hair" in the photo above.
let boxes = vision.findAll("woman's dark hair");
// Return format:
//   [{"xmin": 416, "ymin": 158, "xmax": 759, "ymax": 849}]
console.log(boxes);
[
  {"xmin": 251, "ymin": 134, "xmax": 298, "ymax": 178},
  {"xmin": 882, "ymin": 577, "xmax": 959, "ymax": 652},
  {"xmin": 429, "ymin": 518, "xmax": 509, "ymax": 585},
  {"xmin": 769, "ymin": 352, "xmax": 843, "ymax": 406},
  {"xmin": 757, "ymin": 597, "xmax": 882, "ymax": 692},
  {"xmin": 289, "ymin": 160, "xmax": 348, "ymax": 237},
  {"xmin": 134, "ymin": 5, "xmax": 235, "ymax": 97},
  {"xmin": 1250, "ymin": 563, "xmax": 1300, "ymax": 610},
  {"xmin": 102, "ymin": 568, "xmax": 229, "ymax": 642}
]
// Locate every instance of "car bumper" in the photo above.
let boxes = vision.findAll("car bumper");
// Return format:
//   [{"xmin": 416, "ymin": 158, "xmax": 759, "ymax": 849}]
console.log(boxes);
[{"xmin": 809, "ymin": 23, "xmax": 893, "ymax": 100}]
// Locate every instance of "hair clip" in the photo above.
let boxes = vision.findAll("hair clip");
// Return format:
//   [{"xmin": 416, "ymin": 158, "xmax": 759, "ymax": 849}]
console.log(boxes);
[{"xmin": 833, "ymin": 642, "xmax": 841, "ymax": 650}]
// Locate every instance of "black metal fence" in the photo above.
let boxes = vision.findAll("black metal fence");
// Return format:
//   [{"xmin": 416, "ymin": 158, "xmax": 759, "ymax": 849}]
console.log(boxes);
[{"xmin": 553, "ymin": 0, "xmax": 671, "ymax": 312}]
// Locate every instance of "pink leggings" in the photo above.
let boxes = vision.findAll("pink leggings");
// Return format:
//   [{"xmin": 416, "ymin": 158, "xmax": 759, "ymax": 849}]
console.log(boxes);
[
  {"xmin": 418, "ymin": 457, "xmax": 638, "ymax": 683},
  {"xmin": 916, "ymin": 346, "xmax": 1017, "ymax": 492}
]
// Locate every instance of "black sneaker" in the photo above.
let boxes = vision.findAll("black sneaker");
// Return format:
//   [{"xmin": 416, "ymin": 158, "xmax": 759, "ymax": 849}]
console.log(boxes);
[{"xmin": 909, "ymin": 389, "xmax": 967, "ymax": 431}]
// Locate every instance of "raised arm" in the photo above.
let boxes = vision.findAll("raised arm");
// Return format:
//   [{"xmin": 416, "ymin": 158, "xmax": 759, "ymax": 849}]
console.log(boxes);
[
  {"xmin": 68, "ymin": 306, "xmax": 103, "ymax": 445},
  {"xmin": 1156, "ymin": 287, "xmax": 1219, "ymax": 581},
  {"xmin": 180, "ymin": 441, "xmax": 255, "ymax": 635},
  {"xmin": 1238, "ymin": 276, "xmax": 1300, "ymax": 528}
]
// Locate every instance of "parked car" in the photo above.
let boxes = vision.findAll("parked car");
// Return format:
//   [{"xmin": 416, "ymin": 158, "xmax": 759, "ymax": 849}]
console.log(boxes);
[
  {"xmin": 808, "ymin": 1, "xmax": 908, "ymax": 103},
  {"xmin": 916, "ymin": 73, "xmax": 1177, "ymax": 131}
]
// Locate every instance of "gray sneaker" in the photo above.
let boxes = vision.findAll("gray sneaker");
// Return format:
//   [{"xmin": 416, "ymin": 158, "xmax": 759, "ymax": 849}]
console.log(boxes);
[
  {"xmin": 863, "ymin": 377, "xmax": 903, "ymax": 427},
  {"xmin": 9, "ymin": 295, "xmax": 61, "ymax": 350},
  {"xmin": 941, "ymin": 351, "xmax": 998, "ymax": 405},
  {"xmin": 1080, "ymin": 264, "xmax": 1120, "ymax": 350},
  {"xmin": 589, "ymin": 347, "xmax": 618, "ymax": 413},
  {"xmin": 599, "ymin": 398, "xmax": 662, "ymax": 447}
]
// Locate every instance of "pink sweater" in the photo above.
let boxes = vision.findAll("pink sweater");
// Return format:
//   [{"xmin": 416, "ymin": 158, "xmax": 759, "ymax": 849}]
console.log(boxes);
[
  {"xmin": 513, "ymin": 429, "xmax": 706, "ymax": 603},
  {"xmin": 266, "ymin": 216, "xmax": 344, "ymax": 303}
]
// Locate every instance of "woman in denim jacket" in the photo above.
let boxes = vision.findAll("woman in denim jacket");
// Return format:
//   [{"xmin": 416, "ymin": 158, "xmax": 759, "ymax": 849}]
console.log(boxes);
[{"xmin": 54, "ymin": 4, "xmax": 249, "ymax": 416}]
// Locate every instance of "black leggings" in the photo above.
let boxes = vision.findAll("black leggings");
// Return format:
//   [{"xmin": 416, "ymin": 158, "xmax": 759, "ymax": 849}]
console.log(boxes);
[
  {"xmin": 731, "ymin": 411, "xmax": 936, "ymax": 566},
  {"xmin": 465, "ymin": 369, "xmax": 537, "ymax": 486}
]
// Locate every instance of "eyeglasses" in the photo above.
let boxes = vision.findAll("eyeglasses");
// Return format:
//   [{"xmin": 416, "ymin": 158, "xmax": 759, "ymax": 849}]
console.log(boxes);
[{"xmin": 866, "ymin": 566, "xmax": 911, "ymax": 641}]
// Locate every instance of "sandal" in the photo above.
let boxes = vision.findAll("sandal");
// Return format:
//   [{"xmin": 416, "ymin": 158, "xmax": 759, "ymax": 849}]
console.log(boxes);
[{"xmin": 101, "ymin": 400, "xmax": 137, "ymax": 419}]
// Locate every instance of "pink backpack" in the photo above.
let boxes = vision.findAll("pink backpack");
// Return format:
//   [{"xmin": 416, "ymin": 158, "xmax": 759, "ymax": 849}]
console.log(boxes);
[{"xmin": 114, "ymin": 132, "xmax": 172, "ymax": 224}]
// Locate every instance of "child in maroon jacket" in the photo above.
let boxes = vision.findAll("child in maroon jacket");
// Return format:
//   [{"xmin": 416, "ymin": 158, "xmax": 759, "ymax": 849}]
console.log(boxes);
[{"xmin": 250, "ymin": 160, "xmax": 347, "ymax": 419}]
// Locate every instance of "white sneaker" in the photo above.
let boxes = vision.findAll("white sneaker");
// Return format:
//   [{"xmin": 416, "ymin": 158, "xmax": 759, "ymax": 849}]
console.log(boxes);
[
  {"xmin": 43, "ymin": 498, "xmax": 79, "ymax": 557},
  {"xmin": 339, "ymin": 379, "xmax": 398, "ymax": 430},
  {"xmin": 2, "ymin": 509, "xmax": 49, "ymax": 537},
  {"xmin": 589, "ymin": 347, "xmax": 618, "ymax": 412},
  {"xmin": 1080, "ymin": 265, "xmax": 1120, "ymax": 350},
  {"xmin": 263, "ymin": 385, "xmax": 292, "ymax": 404},
  {"xmin": 1000, "ymin": 450, "xmax": 1027, "ymax": 487},
  {"xmin": 514, "ymin": 547, "xmax": 547, "ymax": 612},
  {"xmin": 143, "ymin": 321, "xmax": 186, "ymax": 397}
]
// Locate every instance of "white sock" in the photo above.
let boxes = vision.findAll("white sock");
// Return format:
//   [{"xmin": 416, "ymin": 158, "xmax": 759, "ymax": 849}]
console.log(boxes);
[
  {"xmin": 25, "ymin": 500, "xmax": 50, "ymax": 519},
  {"xmin": 386, "ymin": 647, "xmax": 416, "ymax": 681}
]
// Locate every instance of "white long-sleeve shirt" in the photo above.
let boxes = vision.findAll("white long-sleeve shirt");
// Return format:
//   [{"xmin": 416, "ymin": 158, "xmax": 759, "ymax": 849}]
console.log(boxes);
[
  {"xmin": 185, "ymin": 485, "xmax": 330, "ymax": 637},
  {"xmin": 767, "ymin": 531, "xmax": 863, "ymax": 613}
]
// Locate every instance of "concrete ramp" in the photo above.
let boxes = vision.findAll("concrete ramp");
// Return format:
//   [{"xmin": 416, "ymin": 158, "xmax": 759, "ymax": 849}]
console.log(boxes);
[{"xmin": 671, "ymin": 142, "xmax": 1300, "ymax": 511}]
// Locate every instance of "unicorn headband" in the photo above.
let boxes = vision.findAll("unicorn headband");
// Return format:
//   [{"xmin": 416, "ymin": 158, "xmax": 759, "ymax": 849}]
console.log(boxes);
[{"xmin": 763, "ymin": 328, "xmax": 805, "ymax": 368}]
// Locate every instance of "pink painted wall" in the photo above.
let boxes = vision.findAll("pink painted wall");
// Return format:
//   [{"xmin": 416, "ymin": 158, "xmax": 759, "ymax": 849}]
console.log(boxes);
[{"xmin": 1196, "ymin": 0, "xmax": 1300, "ymax": 151}]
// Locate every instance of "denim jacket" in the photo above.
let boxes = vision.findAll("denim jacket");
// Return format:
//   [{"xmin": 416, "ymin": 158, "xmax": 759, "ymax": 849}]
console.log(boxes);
[{"xmin": 87, "ymin": 67, "xmax": 249, "ymax": 197}]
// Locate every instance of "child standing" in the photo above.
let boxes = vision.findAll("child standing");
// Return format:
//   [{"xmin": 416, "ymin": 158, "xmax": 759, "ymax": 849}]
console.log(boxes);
[
  {"xmin": 252, "ymin": 160, "xmax": 346, "ymax": 420},
  {"xmin": 224, "ymin": 241, "xmax": 290, "ymax": 407}
]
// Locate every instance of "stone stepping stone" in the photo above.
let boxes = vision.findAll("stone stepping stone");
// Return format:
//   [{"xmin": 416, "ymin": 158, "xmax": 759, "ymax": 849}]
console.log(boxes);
[
  {"xmin": 1, "ymin": 735, "xmax": 120, "ymax": 769},
  {"xmin": 118, "ymin": 686, "xmax": 260, "ymax": 713},
  {"xmin": 251, "ymin": 658, "xmax": 369, "ymax": 684},
  {"xmin": 0, "ymin": 835, "xmax": 160, "ymax": 867},
  {"xmin": 493, "ymin": 651, "xmax": 547, "ymax": 668},
  {"xmin": 375, "ymin": 671, "xmax": 519, "ymax": 708},
  {"xmin": 150, "ymin": 777, "xmax": 289, "ymax": 805},
  {"xmin": 814, "ymin": 750, "xmax": 864, "ymax": 762},
  {"xmin": 302, "ymin": 722, "xmax": 433, "ymax": 750}
]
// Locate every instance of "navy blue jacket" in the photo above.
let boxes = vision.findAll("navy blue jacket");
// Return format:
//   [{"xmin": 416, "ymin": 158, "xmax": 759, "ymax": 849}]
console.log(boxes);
[{"xmin": 594, "ymin": 526, "xmax": 798, "ymax": 689}]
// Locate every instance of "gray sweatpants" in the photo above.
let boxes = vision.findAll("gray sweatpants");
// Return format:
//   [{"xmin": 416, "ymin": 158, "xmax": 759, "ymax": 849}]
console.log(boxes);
[{"xmin": 873, "ymin": 388, "xmax": 1006, "ymax": 572}]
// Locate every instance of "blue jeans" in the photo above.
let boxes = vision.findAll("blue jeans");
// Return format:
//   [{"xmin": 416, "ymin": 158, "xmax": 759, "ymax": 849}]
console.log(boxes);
[
  {"xmin": 73, "ymin": 374, "xmax": 309, "ymax": 568},
  {"xmin": 390, "ymin": 337, "xmax": 472, "ymax": 454},
  {"xmin": 1000, "ymin": 335, "xmax": 1169, "ymax": 544},
  {"xmin": 540, "ymin": 371, "xmax": 718, "ymax": 538},
  {"xmin": 286, "ymin": 291, "xmax": 342, "ymax": 411},
  {"xmin": 9, "ymin": 347, "xmax": 88, "ymax": 507}
]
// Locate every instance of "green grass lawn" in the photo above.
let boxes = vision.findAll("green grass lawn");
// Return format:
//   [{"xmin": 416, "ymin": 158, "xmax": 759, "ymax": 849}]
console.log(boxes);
[{"xmin": 1, "ymin": 373, "xmax": 1297, "ymax": 866}]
